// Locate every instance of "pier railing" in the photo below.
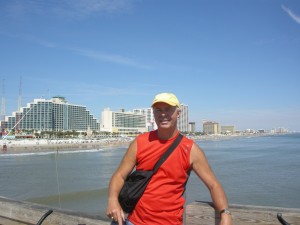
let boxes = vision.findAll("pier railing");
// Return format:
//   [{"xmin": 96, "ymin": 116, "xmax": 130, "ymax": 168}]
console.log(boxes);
[{"xmin": 1, "ymin": 196, "xmax": 300, "ymax": 225}]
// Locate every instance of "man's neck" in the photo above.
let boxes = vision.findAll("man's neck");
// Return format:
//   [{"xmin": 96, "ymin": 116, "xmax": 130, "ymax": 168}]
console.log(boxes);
[{"xmin": 156, "ymin": 128, "xmax": 179, "ymax": 140}]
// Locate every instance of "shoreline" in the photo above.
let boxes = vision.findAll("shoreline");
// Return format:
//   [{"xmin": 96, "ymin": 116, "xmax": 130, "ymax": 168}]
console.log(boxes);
[
  {"xmin": 0, "ymin": 132, "xmax": 291, "ymax": 155},
  {"xmin": 0, "ymin": 137, "xmax": 133, "ymax": 154}
]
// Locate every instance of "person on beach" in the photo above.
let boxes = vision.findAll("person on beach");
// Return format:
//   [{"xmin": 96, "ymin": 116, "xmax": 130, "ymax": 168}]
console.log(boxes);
[{"xmin": 106, "ymin": 92, "xmax": 232, "ymax": 225}]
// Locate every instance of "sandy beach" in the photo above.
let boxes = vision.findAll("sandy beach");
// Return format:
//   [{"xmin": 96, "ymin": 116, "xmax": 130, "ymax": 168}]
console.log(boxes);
[
  {"xmin": 0, "ymin": 134, "xmax": 229, "ymax": 154},
  {"xmin": 0, "ymin": 133, "xmax": 278, "ymax": 155},
  {"xmin": 0, "ymin": 137, "xmax": 134, "ymax": 154}
]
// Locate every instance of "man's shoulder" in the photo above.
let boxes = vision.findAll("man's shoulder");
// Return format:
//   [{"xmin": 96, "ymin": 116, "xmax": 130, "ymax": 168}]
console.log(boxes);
[
  {"xmin": 182, "ymin": 134, "xmax": 195, "ymax": 143},
  {"xmin": 137, "ymin": 130, "xmax": 157, "ymax": 140}
]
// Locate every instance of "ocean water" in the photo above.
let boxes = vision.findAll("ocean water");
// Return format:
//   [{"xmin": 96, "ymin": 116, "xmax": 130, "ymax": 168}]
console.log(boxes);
[{"xmin": 0, "ymin": 133, "xmax": 299, "ymax": 218}]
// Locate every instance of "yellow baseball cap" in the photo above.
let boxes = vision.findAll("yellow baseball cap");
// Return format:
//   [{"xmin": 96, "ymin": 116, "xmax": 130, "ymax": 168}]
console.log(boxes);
[{"xmin": 151, "ymin": 93, "xmax": 180, "ymax": 108}]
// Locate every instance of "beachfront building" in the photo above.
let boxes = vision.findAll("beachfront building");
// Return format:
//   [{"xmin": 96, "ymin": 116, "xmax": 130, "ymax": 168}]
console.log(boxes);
[
  {"xmin": 0, "ymin": 121, "xmax": 7, "ymax": 132},
  {"xmin": 178, "ymin": 104, "xmax": 189, "ymax": 132},
  {"xmin": 5, "ymin": 97, "xmax": 100, "ymax": 132},
  {"xmin": 188, "ymin": 122, "xmax": 196, "ymax": 133},
  {"xmin": 133, "ymin": 108, "xmax": 156, "ymax": 131},
  {"xmin": 203, "ymin": 121, "xmax": 220, "ymax": 135},
  {"xmin": 221, "ymin": 125, "xmax": 235, "ymax": 135},
  {"xmin": 101, "ymin": 108, "xmax": 147, "ymax": 134}
]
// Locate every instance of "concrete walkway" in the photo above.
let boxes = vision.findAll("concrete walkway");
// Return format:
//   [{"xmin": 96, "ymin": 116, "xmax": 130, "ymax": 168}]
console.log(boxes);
[
  {"xmin": 0, "ymin": 216, "xmax": 31, "ymax": 225},
  {"xmin": 0, "ymin": 196, "xmax": 110, "ymax": 225}
]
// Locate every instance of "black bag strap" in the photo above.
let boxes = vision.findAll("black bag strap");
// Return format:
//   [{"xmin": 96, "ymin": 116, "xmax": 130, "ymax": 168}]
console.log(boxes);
[{"xmin": 152, "ymin": 133, "xmax": 183, "ymax": 174}]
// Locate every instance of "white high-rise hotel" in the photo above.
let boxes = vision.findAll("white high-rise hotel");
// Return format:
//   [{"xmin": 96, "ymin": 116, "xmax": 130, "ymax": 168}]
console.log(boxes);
[
  {"xmin": 3, "ymin": 96, "xmax": 189, "ymax": 134},
  {"xmin": 177, "ymin": 104, "xmax": 189, "ymax": 132},
  {"xmin": 4, "ymin": 97, "xmax": 100, "ymax": 132},
  {"xmin": 101, "ymin": 108, "xmax": 147, "ymax": 134},
  {"xmin": 102, "ymin": 103, "xmax": 189, "ymax": 134}
]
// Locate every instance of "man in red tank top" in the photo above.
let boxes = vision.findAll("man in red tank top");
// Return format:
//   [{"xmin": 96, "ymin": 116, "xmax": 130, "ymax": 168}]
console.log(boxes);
[{"xmin": 106, "ymin": 93, "xmax": 232, "ymax": 225}]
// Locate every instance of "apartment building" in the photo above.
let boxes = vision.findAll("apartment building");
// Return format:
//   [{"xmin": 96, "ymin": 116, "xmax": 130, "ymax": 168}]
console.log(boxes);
[
  {"xmin": 203, "ymin": 121, "xmax": 220, "ymax": 135},
  {"xmin": 177, "ymin": 104, "xmax": 189, "ymax": 132},
  {"xmin": 133, "ymin": 108, "xmax": 156, "ymax": 131},
  {"xmin": 221, "ymin": 125, "xmax": 235, "ymax": 134},
  {"xmin": 188, "ymin": 122, "xmax": 196, "ymax": 133},
  {"xmin": 6, "ymin": 96, "xmax": 100, "ymax": 132},
  {"xmin": 101, "ymin": 108, "xmax": 147, "ymax": 134}
]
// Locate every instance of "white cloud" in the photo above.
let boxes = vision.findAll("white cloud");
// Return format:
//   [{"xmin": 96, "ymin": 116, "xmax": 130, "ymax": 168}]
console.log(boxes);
[
  {"xmin": 71, "ymin": 47, "xmax": 152, "ymax": 69},
  {"xmin": 70, "ymin": 0, "xmax": 133, "ymax": 14},
  {"xmin": 4, "ymin": 0, "xmax": 134, "ymax": 19},
  {"xmin": 282, "ymin": 5, "xmax": 300, "ymax": 25},
  {"xmin": 0, "ymin": 31, "xmax": 57, "ymax": 48},
  {"xmin": 23, "ymin": 35, "xmax": 57, "ymax": 48},
  {"xmin": 1, "ymin": 30, "xmax": 150, "ymax": 69}
]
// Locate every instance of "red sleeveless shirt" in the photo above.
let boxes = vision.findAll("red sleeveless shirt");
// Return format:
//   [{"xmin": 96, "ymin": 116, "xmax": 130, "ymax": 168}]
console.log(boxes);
[{"xmin": 128, "ymin": 131, "xmax": 194, "ymax": 225}]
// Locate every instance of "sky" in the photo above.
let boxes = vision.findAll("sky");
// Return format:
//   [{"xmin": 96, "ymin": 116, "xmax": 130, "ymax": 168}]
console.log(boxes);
[{"xmin": 0, "ymin": 0, "xmax": 300, "ymax": 132}]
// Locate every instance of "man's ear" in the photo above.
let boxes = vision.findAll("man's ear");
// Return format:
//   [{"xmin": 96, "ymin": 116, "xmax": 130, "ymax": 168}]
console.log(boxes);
[{"xmin": 177, "ymin": 109, "xmax": 181, "ymax": 118}]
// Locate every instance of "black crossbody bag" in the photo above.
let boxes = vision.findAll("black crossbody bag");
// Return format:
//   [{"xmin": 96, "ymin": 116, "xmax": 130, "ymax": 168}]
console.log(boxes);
[{"xmin": 118, "ymin": 134, "xmax": 183, "ymax": 213}]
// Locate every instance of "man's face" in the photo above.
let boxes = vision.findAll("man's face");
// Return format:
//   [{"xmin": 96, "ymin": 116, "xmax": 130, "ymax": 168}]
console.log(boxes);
[{"xmin": 153, "ymin": 102, "xmax": 180, "ymax": 129}]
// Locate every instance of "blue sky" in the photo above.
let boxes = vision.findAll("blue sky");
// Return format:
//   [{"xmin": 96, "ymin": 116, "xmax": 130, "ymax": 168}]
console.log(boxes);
[{"xmin": 0, "ymin": 0, "xmax": 299, "ymax": 132}]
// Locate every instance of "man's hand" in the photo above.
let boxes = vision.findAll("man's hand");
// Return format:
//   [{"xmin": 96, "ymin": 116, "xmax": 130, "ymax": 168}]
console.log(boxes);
[{"xmin": 106, "ymin": 198, "xmax": 125, "ymax": 225}]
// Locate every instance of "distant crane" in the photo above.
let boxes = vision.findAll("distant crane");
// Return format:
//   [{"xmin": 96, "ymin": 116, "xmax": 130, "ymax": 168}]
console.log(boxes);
[{"xmin": 1, "ymin": 78, "xmax": 5, "ymax": 121}]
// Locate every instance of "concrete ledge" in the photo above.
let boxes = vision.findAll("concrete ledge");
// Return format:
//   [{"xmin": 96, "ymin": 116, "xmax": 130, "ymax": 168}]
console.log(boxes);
[
  {"xmin": 186, "ymin": 201, "xmax": 300, "ymax": 225},
  {"xmin": 0, "ymin": 196, "xmax": 110, "ymax": 225},
  {"xmin": 2, "ymin": 196, "xmax": 300, "ymax": 225}
]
